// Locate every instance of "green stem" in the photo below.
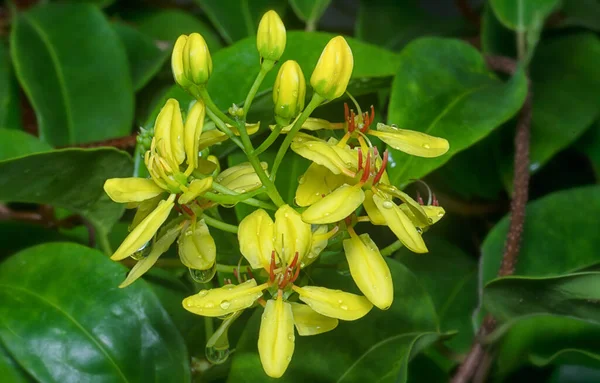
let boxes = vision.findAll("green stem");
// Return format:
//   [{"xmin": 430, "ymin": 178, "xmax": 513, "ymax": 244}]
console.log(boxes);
[
  {"xmin": 271, "ymin": 94, "xmax": 323, "ymax": 179},
  {"xmin": 380, "ymin": 240, "xmax": 403, "ymax": 257},
  {"xmin": 216, "ymin": 263, "xmax": 244, "ymax": 273},
  {"xmin": 197, "ymin": 88, "xmax": 237, "ymax": 126},
  {"xmin": 243, "ymin": 61, "xmax": 274, "ymax": 118},
  {"xmin": 98, "ymin": 230, "xmax": 113, "ymax": 256},
  {"xmin": 254, "ymin": 124, "xmax": 283, "ymax": 155},
  {"xmin": 132, "ymin": 143, "xmax": 143, "ymax": 178},
  {"xmin": 203, "ymin": 214, "xmax": 239, "ymax": 234},
  {"xmin": 204, "ymin": 191, "xmax": 276, "ymax": 210},
  {"xmin": 205, "ymin": 108, "xmax": 244, "ymax": 149}
]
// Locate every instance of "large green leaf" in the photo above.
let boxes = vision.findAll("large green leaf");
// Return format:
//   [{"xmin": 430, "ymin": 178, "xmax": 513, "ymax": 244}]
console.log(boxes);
[
  {"xmin": 0, "ymin": 148, "xmax": 133, "ymax": 242},
  {"xmin": 10, "ymin": 3, "xmax": 133, "ymax": 146},
  {"xmin": 136, "ymin": 9, "xmax": 222, "ymax": 51},
  {"xmin": 195, "ymin": 0, "xmax": 286, "ymax": 44},
  {"xmin": 490, "ymin": 0, "xmax": 560, "ymax": 31},
  {"xmin": 0, "ymin": 243, "xmax": 190, "ymax": 382},
  {"xmin": 0, "ymin": 343, "xmax": 32, "ymax": 383},
  {"xmin": 0, "ymin": 129, "xmax": 52, "ymax": 161},
  {"xmin": 386, "ymin": 38, "xmax": 527, "ymax": 187},
  {"xmin": 113, "ymin": 22, "xmax": 169, "ymax": 92},
  {"xmin": 397, "ymin": 237, "xmax": 478, "ymax": 353},
  {"xmin": 355, "ymin": 0, "xmax": 468, "ymax": 51},
  {"xmin": 482, "ymin": 3, "xmax": 517, "ymax": 58},
  {"xmin": 0, "ymin": 43, "xmax": 21, "ymax": 130},
  {"xmin": 484, "ymin": 272, "xmax": 600, "ymax": 325},
  {"xmin": 228, "ymin": 258, "xmax": 443, "ymax": 381},
  {"xmin": 524, "ymin": 34, "xmax": 600, "ymax": 172},
  {"xmin": 480, "ymin": 186, "xmax": 600, "ymax": 288},
  {"xmin": 289, "ymin": 0, "xmax": 331, "ymax": 29},
  {"xmin": 578, "ymin": 121, "xmax": 600, "ymax": 178}
]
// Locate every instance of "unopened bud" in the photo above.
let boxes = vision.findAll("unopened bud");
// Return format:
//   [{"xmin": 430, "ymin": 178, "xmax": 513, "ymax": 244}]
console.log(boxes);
[
  {"xmin": 310, "ymin": 36, "xmax": 353, "ymax": 100},
  {"xmin": 172, "ymin": 33, "xmax": 213, "ymax": 89},
  {"xmin": 273, "ymin": 60, "xmax": 306, "ymax": 125},
  {"xmin": 256, "ymin": 10, "xmax": 286, "ymax": 63}
]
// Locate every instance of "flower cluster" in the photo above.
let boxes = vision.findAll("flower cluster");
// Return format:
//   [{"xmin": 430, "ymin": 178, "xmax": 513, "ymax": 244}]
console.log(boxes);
[{"xmin": 103, "ymin": 9, "xmax": 449, "ymax": 379}]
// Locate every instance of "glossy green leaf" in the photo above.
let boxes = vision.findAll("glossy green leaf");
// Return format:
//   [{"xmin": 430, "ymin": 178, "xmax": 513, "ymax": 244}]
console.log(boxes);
[
  {"xmin": 0, "ymin": 242, "xmax": 190, "ymax": 382},
  {"xmin": 397, "ymin": 237, "xmax": 478, "ymax": 353},
  {"xmin": 549, "ymin": 365, "xmax": 600, "ymax": 383},
  {"xmin": 113, "ymin": 22, "xmax": 169, "ymax": 91},
  {"xmin": 386, "ymin": 38, "xmax": 527, "ymax": 187},
  {"xmin": 137, "ymin": 9, "xmax": 222, "ymax": 51},
  {"xmin": 228, "ymin": 258, "xmax": 444, "ymax": 381},
  {"xmin": 0, "ymin": 343, "xmax": 32, "ymax": 383},
  {"xmin": 0, "ymin": 148, "xmax": 133, "ymax": 241},
  {"xmin": 289, "ymin": 0, "xmax": 331, "ymax": 29},
  {"xmin": 578, "ymin": 121, "xmax": 600, "ymax": 178},
  {"xmin": 490, "ymin": 0, "xmax": 560, "ymax": 31},
  {"xmin": 195, "ymin": 0, "xmax": 286, "ymax": 44},
  {"xmin": 560, "ymin": 0, "xmax": 600, "ymax": 32},
  {"xmin": 10, "ymin": 3, "xmax": 133, "ymax": 146},
  {"xmin": 0, "ymin": 129, "xmax": 52, "ymax": 161},
  {"xmin": 355, "ymin": 0, "xmax": 468, "ymax": 51},
  {"xmin": 481, "ymin": 185, "xmax": 600, "ymax": 289},
  {"xmin": 0, "ymin": 43, "xmax": 22, "ymax": 130},
  {"xmin": 525, "ymin": 34, "xmax": 600, "ymax": 172},
  {"xmin": 482, "ymin": 3, "xmax": 517, "ymax": 57},
  {"xmin": 484, "ymin": 272, "xmax": 600, "ymax": 325}
]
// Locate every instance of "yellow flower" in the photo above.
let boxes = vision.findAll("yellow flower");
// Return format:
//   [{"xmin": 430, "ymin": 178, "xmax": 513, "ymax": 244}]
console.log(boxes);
[
  {"xmin": 301, "ymin": 184, "xmax": 365, "ymax": 224},
  {"xmin": 369, "ymin": 122, "xmax": 449, "ymax": 158},
  {"xmin": 172, "ymin": 33, "xmax": 212, "ymax": 89},
  {"xmin": 273, "ymin": 60, "xmax": 306, "ymax": 125},
  {"xmin": 183, "ymin": 279, "xmax": 268, "ymax": 317},
  {"xmin": 292, "ymin": 285, "xmax": 373, "ymax": 321},
  {"xmin": 215, "ymin": 161, "xmax": 268, "ymax": 193},
  {"xmin": 310, "ymin": 36, "xmax": 353, "ymax": 100},
  {"xmin": 258, "ymin": 295, "xmax": 294, "ymax": 378},
  {"xmin": 256, "ymin": 10, "xmax": 286, "ymax": 63},
  {"xmin": 178, "ymin": 219, "xmax": 216, "ymax": 270}
]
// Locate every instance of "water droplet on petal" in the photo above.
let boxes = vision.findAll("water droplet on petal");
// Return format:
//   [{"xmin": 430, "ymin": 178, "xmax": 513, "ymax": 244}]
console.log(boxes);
[
  {"xmin": 220, "ymin": 300, "xmax": 231, "ymax": 310},
  {"xmin": 287, "ymin": 332, "xmax": 295, "ymax": 342},
  {"xmin": 340, "ymin": 304, "xmax": 348, "ymax": 310},
  {"xmin": 382, "ymin": 201, "xmax": 394, "ymax": 209},
  {"xmin": 198, "ymin": 290, "xmax": 209, "ymax": 297},
  {"xmin": 189, "ymin": 262, "xmax": 217, "ymax": 283},
  {"xmin": 422, "ymin": 143, "xmax": 431, "ymax": 149},
  {"xmin": 130, "ymin": 241, "xmax": 151, "ymax": 260},
  {"xmin": 298, "ymin": 176, "xmax": 306, "ymax": 184},
  {"xmin": 206, "ymin": 345, "xmax": 230, "ymax": 365}
]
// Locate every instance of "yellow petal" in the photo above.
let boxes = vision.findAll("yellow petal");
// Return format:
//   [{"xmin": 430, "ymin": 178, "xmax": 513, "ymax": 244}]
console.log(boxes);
[
  {"xmin": 295, "ymin": 162, "xmax": 348, "ymax": 207},
  {"xmin": 178, "ymin": 177, "xmax": 213, "ymax": 204},
  {"xmin": 363, "ymin": 190, "xmax": 386, "ymax": 225},
  {"xmin": 119, "ymin": 220, "xmax": 183, "ymax": 288},
  {"xmin": 310, "ymin": 36, "xmax": 354, "ymax": 100},
  {"xmin": 400, "ymin": 205, "xmax": 446, "ymax": 230},
  {"xmin": 183, "ymin": 33, "xmax": 212, "ymax": 86},
  {"xmin": 155, "ymin": 98, "xmax": 185, "ymax": 166},
  {"xmin": 303, "ymin": 225, "xmax": 329, "ymax": 267},
  {"xmin": 372, "ymin": 193, "xmax": 427, "ymax": 253},
  {"xmin": 272, "ymin": 117, "xmax": 336, "ymax": 133},
  {"xmin": 111, "ymin": 194, "xmax": 175, "ymax": 260},
  {"xmin": 184, "ymin": 100, "xmax": 206, "ymax": 170},
  {"xmin": 382, "ymin": 186, "xmax": 428, "ymax": 226},
  {"xmin": 301, "ymin": 184, "xmax": 364, "ymax": 224},
  {"xmin": 291, "ymin": 136, "xmax": 357, "ymax": 175},
  {"xmin": 171, "ymin": 35, "xmax": 190, "ymax": 88},
  {"xmin": 104, "ymin": 178, "xmax": 164, "ymax": 203},
  {"xmin": 198, "ymin": 129, "xmax": 228, "ymax": 150},
  {"xmin": 258, "ymin": 296, "xmax": 294, "ymax": 378},
  {"xmin": 178, "ymin": 220, "xmax": 216, "ymax": 270},
  {"xmin": 371, "ymin": 123, "xmax": 449, "ymax": 158},
  {"xmin": 290, "ymin": 302, "xmax": 338, "ymax": 336},
  {"xmin": 182, "ymin": 279, "xmax": 266, "ymax": 317},
  {"xmin": 216, "ymin": 162, "xmax": 267, "ymax": 193},
  {"xmin": 294, "ymin": 285, "xmax": 373, "ymax": 321},
  {"xmin": 229, "ymin": 122, "xmax": 260, "ymax": 136},
  {"xmin": 273, "ymin": 60, "xmax": 305, "ymax": 125},
  {"xmin": 274, "ymin": 205, "xmax": 311, "ymax": 263},
  {"xmin": 343, "ymin": 233, "xmax": 393, "ymax": 309},
  {"xmin": 257, "ymin": 10, "xmax": 286, "ymax": 62},
  {"xmin": 238, "ymin": 209, "xmax": 274, "ymax": 269},
  {"xmin": 130, "ymin": 195, "xmax": 163, "ymax": 230}
]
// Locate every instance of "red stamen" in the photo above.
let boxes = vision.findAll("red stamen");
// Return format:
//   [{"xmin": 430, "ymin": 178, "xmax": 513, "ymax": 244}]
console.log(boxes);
[
  {"xmin": 357, "ymin": 149, "xmax": 363, "ymax": 172},
  {"xmin": 416, "ymin": 192, "xmax": 424, "ymax": 205},
  {"xmin": 233, "ymin": 268, "xmax": 239, "ymax": 281},
  {"xmin": 180, "ymin": 204, "xmax": 195, "ymax": 217},
  {"xmin": 432, "ymin": 193, "xmax": 439, "ymax": 206},
  {"xmin": 349, "ymin": 110, "xmax": 356, "ymax": 132},
  {"xmin": 344, "ymin": 103, "xmax": 349, "ymax": 123},
  {"xmin": 360, "ymin": 151, "xmax": 372, "ymax": 183},
  {"xmin": 290, "ymin": 263, "xmax": 301, "ymax": 284},
  {"xmin": 246, "ymin": 266, "xmax": 254, "ymax": 280},
  {"xmin": 289, "ymin": 252, "xmax": 299, "ymax": 269},
  {"xmin": 269, "ymin": 251, "xmax": 276, "ymax": 282},
  {"xmin": 373, "ymin": 150, "xmax": 389, "ymax": 184}
]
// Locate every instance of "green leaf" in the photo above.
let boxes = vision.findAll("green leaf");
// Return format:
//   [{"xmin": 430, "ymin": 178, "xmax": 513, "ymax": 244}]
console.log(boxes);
[
  {"xmin": 0, "ymin": 148, "xmax": 133, "ymax": 242},
  {"xmin": 10, "ymin": 3, "xmax": 133, "ymax": 146},
  {"xmin": 482, "ymin": 3, "xmax": 517, "ymax": 57},
  {"xmin": 195, "ymin": 0, "xmax": 286, "ymax": 44},
  {"xmin": 113, "ymin": 22, "xmax": 169, "ymax": 92},
  {"xmin": 550, "ymin": 365, "xmax": 600, "ymax": 383},
  {"xmin": 0, "ymin": 128, "xmax": 52, "ymax": 161},
  {"xmin": 228, "ymin": 259, "xmax": 443, "ymax": 381},
  {"xmin": 355, "ymin": 0, "xmax": 469, "ymax": 51},
  {"xmin": 386, "ymin": 38, "xmax": 527, "ymax": 187},
  {"xmin": 0, "ymin": 42, "xmax": 22, "ymax": 130},
  {"xmin": 484, "ymin": 272, "xmax": 600, "ymax": 325},
  {"xmin": 560, "ymin": 0, "xmax": 600, "ymax": 32},
  {"xmin": 480, "ymin": 185, "xmax": 600, "ymax": 290},
  {"xmin": 524, "ymin": 34, "xmax": 600, "ymax": 172},
  {"xmin": 0, "ymin": 242, "xmax": 190, "ymax": 382},
  {"xmin": 397, "ymin": 237, "xmax": 478, "ymax": 353},
  {"xmin": 0, "ymin": 343, "xmax": 32, "ymax": 383},
  {"xmin": 490, "ymin": 0, "xmax": 560, "ymax": 31},
  {"xmin": 289, "ymin": 0, "xmax": 331, "ymax": 28},
  {"xmin": 577, "ymin": 121, "xmax": 600, "ymax": 178},
  {"xmin": 137, "ymin": 9, "xmax": 222, "ymax": 52}
]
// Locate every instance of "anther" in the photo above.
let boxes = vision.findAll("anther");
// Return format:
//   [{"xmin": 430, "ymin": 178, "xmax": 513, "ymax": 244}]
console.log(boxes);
[{"xmin": 373, "ymin": 149, "xmax": 388, "ymax": 184}]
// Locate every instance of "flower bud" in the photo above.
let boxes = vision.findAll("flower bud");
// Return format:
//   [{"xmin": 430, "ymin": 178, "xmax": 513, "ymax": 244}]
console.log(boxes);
[
  {"xmin": 301, "ymin": 184, "xmax": 365, "ymax": 224},
  {"xmin": 182, "ymin": 279, "xmax": 267, "ymax": 317},
  {"xmin": 154, "ymin": 99, "xmax": 185, "ymax": 167},
  {"xmin": 273, "ymin": 60, "xmax": 305, "ymax": 125},
  {"xmin": 370, "ymin": 123, "xmax": 449, "ymax": 158},
  {"xmin": 104, "ymin": 178, "xmax": 164, "ymax": 204},
  {"xmin": 372, "ymin": 193, "xmax": 427, "ymax": 253},
  {"xmin": 111, "ymin": 194, "xmax": 176, "ymax": 261},
  {"xmin": 343, "ymin": 233, "xmax": 393, "ymax": 309},
  {"xmin": 294, "ymin": 285, "xmax": 373, "ymax": 321},
  {"xmin": 184, "ymin": 100, "xmax": 206, "ymax": 170},
  {"xmin": 274, "ymin": 205, "xmax": 311, "ymax": 264},
  {"xmin": 290, "ymin": 302, "xmax": 338, "ymax": 336},
  {"xmin": 238, "ymin": 209, "xmax": 275, "ymax": 269},
  {"xmin": 178, "ymin": 220, "xmax": 216, "ymax": 270},
  {"xmin": 258, "ymin": 296, "xmax": 294, "ymax": 378},
  {"xmin": 215, "ymin": 162, "xmax": 268, "ymax": 193},
  {"xmin": 256, "ymin": 10, "xmax": 286, "ymax": 62},
  {"xmin": 172, "ymin": 33, "xmax": 212, "ymax": 89},
  {"xmin": 310, "ymin": 36, "xmax": 353, "ymax": 100}
]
